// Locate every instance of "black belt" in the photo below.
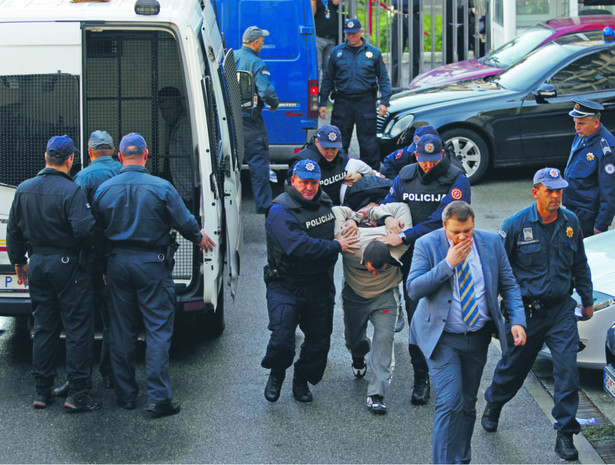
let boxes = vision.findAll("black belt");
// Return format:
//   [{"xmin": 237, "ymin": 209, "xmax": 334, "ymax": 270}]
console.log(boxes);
[
  {"xmin": 109, "ymin": 242, "xmax": 165, "ymax": 254},
  {"xmin": 522, "ymin": 295, "xmax": 568, "ymax": 311},
  {"xmin": 31, "ymin": 246, "xmax": 79, "ymax": 256},
  {"xmin": 336, "ymin": 91, "xmax": 376, "ymax": 100}
]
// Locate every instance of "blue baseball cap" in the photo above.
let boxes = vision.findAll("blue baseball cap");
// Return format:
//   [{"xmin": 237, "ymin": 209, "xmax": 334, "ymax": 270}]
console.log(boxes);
[
  {"xmin": 88, "ymin": 130, "xmax": 114, "ymax": 149},
  {"xmin": 569, "ymin": 98, "xmax": 603, "ymax": 118},
  {"xmin": 292, "ymin": 159, "xmax": 321, "ymax": 180},
  {"xmin": 316, "ymin": 124, "xmax": 343, "ymax": 149},
  {"xmin": 344, "ymin": 18, "xmax": 362, "ymax": 33},
  {"xmin": 413, "ymin": 125, "xmax": 439, "ymax": 144},
  {"xmin": 533, "ymin": 167, "xmax": 568, "ymax": 189},
  {"xmin": 415, "ymin": 134, "xmax": 443, "ymax": 162},
  {"xmin": 46, "ymin": 135, "xmax": 78, "ymax": 160},
  {"xmin": 119, "ymin": 132, "xmax": 147, "ymax": 154}
]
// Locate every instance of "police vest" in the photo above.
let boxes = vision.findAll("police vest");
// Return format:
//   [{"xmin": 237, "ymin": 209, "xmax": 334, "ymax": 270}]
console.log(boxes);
[
  {"xmin": 267, "ymin": 192, "xmax": 337, "ymax": 277},
  {"xmin": 398, "ymin": 162, "xmax": 464, "ymax": 226}
]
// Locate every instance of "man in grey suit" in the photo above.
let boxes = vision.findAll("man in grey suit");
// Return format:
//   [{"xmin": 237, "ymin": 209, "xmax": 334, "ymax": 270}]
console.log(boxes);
[{"xmin": 407, "ymin": 201, "xmax": 527, "ymax": 464}]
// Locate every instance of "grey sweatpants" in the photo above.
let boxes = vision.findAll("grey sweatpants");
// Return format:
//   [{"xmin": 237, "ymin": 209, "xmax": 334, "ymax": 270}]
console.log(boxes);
[{"xmin": 342, "ymin": 284, "xmax": 398, "ymax": 397}]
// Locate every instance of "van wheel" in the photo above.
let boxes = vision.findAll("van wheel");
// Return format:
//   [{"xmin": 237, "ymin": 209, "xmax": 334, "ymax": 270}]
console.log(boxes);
[
  {"xmin": 195, "ymin": 287, "xmax": 225, "ymax": 339},
  {"xmin": 441, "ymin": 129, "xmax": 489, "ymax": 184}
]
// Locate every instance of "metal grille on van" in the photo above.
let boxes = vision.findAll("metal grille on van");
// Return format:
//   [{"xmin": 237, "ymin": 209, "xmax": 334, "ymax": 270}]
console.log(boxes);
[
  {"xmin": 85, "ymin": 30, "xmax": 194, "ymax": 281},
  {"xmin": 0, "ymin": 74, "xmax": 80, "ymax": 187}
]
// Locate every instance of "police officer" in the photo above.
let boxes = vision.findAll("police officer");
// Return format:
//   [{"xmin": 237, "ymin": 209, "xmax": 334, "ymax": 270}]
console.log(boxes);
[
  {"xmin": 52, "ymin": 130, "xmax": 122, "ymax": 398},
  {"xmin": 93, "ymin": 133, "xmax": 215, "ymax": 417},
  {"xmin": 390, "ymin": 0, "xmax": 421, "ymax": 88},
  {"xmin": 376, "ymin": 133, "xmax": 470, "ymax": 405},
  {"xmin": 319, "ymin": 18, "xmax": 392, "ymax": 170},
  {"xmin": 235, "ymin": 25, "xmax": 280, "ymax": 213},
  {"xmin": 288, "ymin": 124, "xmax": 363, "ymax": 205},
  {"xmin": 381, "ymin": 124, "xmax": 438, "ymax": 179},
  {"xmin": 6, "ymin": 135, "xmax": 100, "ymax": 412},
  {"xmin": 312, "ymin": 0, "xmax": 340, "ymax": 82},
  {"xmin": 481, "ymin": 168, "xmax": 593, "ymax": 461},
  {"xmin": 563, "ymin": 98, "xmax": 615, "ymax": 237},
  {"xmin": 263, "ymin": 159, "xmax": 359, "ymax": 403}
]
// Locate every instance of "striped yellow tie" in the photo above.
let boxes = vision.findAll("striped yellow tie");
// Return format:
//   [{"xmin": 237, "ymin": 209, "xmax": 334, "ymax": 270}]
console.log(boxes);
[{"xmin": 457, "ymin": 258, "xmax": 480, "ymax": 328}]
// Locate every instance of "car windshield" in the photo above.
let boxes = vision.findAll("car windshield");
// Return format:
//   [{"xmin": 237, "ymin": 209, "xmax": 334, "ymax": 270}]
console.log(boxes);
[
  {"xmin": 481, "ymin": 25, "xmax": 554, "ymax": 68},
  {"xmin": 492, "ymin": 31, "xmax": 604, "ymax": 91}
]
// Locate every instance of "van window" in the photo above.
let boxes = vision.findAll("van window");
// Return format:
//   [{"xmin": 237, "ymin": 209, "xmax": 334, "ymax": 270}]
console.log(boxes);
[
  {"xmin": 85, "ymin": 29, "xmax": 195, "ymax": 281},
  {"xmin": 0, "ymin": 74, "xmax": 79, "ymax": 187}
]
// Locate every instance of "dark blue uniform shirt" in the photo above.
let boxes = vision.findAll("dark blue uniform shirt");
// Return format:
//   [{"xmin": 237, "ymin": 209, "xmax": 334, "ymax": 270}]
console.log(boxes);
[
  {"xmin": 381, "ymin": 143, "xmax": 417, "ymax": 179},
  {"xmin": 93, "ymin": 165, "xmax": 201, "ymax": 249},
  {"xmin": 563, "ymin": 124, "xmax": 615, "ymax": 232},
  {"xmin": 234, "ymin": 45, "xmax": 280, "ymax": 112},
  {"xmin": 74, "ymin": 155, "xmax": 122, "ymax": 204},
  {"xmin": 499, "ymin": 204, "xmax": 593, "ymax": 306},
  {"xmin": 319, "ymin": 39, "xmax": 392, "ymax": 107},
  {"xmin": 7, "ymin": 168, "xmax": 95, "ymax": 265}
]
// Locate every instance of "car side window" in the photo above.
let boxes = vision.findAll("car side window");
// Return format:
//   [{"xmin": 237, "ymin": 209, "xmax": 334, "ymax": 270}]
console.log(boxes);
[{"xmin": 549, "ymin": 49, "xmax": 615, "ymax": 94}]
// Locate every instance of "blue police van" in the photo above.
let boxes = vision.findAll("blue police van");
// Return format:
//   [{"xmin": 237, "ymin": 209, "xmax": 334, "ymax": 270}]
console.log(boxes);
[{"xmin": 214, "ymin": 0, "xmax": 320, "ymax": 167}]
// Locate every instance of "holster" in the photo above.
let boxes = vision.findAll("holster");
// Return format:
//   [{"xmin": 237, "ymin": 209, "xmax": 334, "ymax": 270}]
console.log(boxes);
[{"xmin": 164, "ymin": 231, "xmax": 180, "ymax": 271}]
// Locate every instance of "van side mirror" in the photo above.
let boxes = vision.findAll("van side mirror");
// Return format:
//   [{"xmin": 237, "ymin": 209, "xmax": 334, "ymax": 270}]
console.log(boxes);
[
  {"xmin": 236, "ymin": 70, "xmax": 256, "ymax": 109},
  {"xmin": 534, "ymin": 83, "xmax": 557, "ymax": 103}
]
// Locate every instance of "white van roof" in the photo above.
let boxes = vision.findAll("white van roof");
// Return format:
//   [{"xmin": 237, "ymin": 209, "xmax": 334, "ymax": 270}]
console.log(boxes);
[{"xmin": 0, "ymin": 0, "xmax": 202, "ymax": 24}]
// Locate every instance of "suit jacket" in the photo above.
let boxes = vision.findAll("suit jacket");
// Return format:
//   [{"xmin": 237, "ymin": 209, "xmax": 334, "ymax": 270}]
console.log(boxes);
[{"xmin": 407, "ymin": 228, "xmax": 526, "ymax": 359}]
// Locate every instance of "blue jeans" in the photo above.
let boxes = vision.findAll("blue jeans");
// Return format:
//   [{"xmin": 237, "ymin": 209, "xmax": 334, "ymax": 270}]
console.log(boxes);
[{"xmin": 428, "ymin": 328, "xmax": 491, "ymax": 464}]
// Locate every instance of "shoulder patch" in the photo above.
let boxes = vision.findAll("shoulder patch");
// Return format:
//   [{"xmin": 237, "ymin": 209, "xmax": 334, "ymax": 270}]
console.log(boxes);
[
  {"xmin": 498, "ymin": 228, "xmax": 506, "ymax": 238},
  {"xmin": 601, "ymin": 138, "xmax": 613, "ymax": 155},
  {"xmin": 261, "ymin": 69, "xmax": 270, "ymax": 76},
  {"xmin": 389, "ymin": 186, "xmax": 394, "ymax": 195},
  {"xmin": 450, "ymin": 188, "xmax": 462, "ymax": 200},
  {"xmin": 606, "ymin": 163, "xmax": 615, "ymax": 175}
]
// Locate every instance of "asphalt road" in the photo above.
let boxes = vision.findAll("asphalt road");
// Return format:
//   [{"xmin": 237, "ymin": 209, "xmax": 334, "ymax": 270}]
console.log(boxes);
[{"xmin": 0, "ymin": 165, "xmax": 607, "ymax": 464}]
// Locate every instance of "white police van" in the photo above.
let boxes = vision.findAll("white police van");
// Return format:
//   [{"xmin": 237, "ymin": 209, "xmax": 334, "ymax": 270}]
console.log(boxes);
[{"xmin": 0, "ymin": 0, "xmax": 247, "ymax": 337}]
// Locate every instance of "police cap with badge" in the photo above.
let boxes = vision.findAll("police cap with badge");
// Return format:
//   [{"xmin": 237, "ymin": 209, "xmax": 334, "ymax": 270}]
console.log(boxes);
[
  {"xmin": 293, "ymin": 159, "xmax": 321, "ymax": 179},
  {"xmin": 414, "ymin": 134, "xmax": 444, "ymax": 162},
  {"xmin": 569, "ymin": 98, "xmax": 603, "ymax": 119},
  {"xmin": 344, "ymin": 18, "xmax": 361, "ymax": 33},
  {"xmin": 533, "ymin": 167, "xmax": 569, "ymax": 189},
  {"xmin": 316, "ymin": 124, "xmax": 343, "ymax": 149}
]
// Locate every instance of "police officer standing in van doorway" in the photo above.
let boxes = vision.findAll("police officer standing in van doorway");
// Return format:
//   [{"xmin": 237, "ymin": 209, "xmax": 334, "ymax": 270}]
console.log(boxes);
[
  {"xmin": 6, "ymin": 135, "xmax": 101, "ymax": 412},
  {"xmin": 481, "ymin": 168, "xmax": 593, "ymax": 461},
  {"xmin": 375, "ymin": 134, "xmax": 470, "ymax": 405},
  {"xmin": 52, "ymin": 130, "xmax": 122, "ymax": 398},
  {"xmin": 93, "ymin": 133, "xmax": 216, "ymax": 417},
  {"xmin": 319, "ymin": 19, "xmax": 392, "ymax": 170},
  {"xmin": 235, "ymin": 26, "xmax": 280, "ymax": 214},
  {"xmin": 563, "ymin": 98, "xmax": 615, "ymax": 237},
  {"xmin": 262, "ymin": 159, "xmax": 359, "ymax": 403}
]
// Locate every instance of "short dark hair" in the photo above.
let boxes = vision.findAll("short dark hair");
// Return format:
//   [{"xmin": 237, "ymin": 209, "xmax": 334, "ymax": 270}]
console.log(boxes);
[
  {"xmin": 363, "ymin": 241, "xmax": 391, "ymax": 270},
  {"xmin": 442, "ymin": 200, "xmax": 474, "ymax": 223},
  {"xmin": 46, "ymin": 151, "xmax": 71, "ymax": 166}
]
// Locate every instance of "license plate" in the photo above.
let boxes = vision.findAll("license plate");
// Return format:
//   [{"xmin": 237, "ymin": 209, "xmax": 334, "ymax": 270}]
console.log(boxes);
[
  {"xmin": 604, "ymin": 365, "xmax": 615, "ymax": 401},
  {"xmin": 0, "ymin": 274, "xmax": 28, "ymax": 292}
]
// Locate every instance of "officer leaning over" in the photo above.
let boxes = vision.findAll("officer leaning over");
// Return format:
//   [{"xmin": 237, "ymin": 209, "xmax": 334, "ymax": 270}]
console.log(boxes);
[
  {"xmin": 235, "ymin": 25, "xmax": 280, "ymax": 214},
  {"xmin": 93, "ymin": 133, "xmax": 215, "ymax": 418},
  {"xmin": 319, "ymin": 18, "xmax": 392, "ymax": 170},
  {"xmin": 380, "ymin": 124, "xmax": 438, "ymax": 179},
  {"xmin": 6, "ymin": 135, "xmax": 100, "ymax": 412},
  {"xmin": 288, "ymin": 124, "xmax": 369, "ymax": 205},
  {"xmin": 52, "ymin": 130, "xmax": 122, "ymax": 398},
  {"xmin": 563, "ymin": 98, "xmax": 615, "ymax": 237},
  {"xmin": 375, "ymin": 133, "xmax": 470, "ymax": 406},
  {"xmin": 481, "ymin": 167, "xmax": 593, "ymax": 461},
  {"xmin": 262, "ymin": 159, "xmax": 359, "ymax": 403}
]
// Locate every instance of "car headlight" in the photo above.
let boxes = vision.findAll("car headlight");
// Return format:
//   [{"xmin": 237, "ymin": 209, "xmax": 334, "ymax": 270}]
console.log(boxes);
[{"xmin": 386, "ymin": 114, "xmax": 415, "ymax": 139}]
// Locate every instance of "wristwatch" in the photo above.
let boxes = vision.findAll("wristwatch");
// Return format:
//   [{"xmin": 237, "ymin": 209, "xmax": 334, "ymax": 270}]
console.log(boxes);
[{"xmin": 398, "ymin": 232, "xmax": 406, "ymax": 243}]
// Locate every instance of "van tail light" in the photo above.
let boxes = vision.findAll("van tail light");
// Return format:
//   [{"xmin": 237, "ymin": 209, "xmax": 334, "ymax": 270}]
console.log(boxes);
[{"xmin": 308, "ymin": 80, "xmax": 319, "ymax": 119}]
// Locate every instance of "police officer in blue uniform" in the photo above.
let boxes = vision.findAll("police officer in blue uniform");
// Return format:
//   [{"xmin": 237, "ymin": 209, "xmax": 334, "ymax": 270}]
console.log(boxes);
[
  {"xmin": 235, "ymin": 26, "xmax": 280, "ymax": 213},
  {"xmin": 381, "ymin": 125, "xmax": 439, "ymax": 179},
  {"xmin": 52, "ymin": 130, "xmax": 122, "ymax": 398},
  {"xmin": 93, "ymin": 133, "xmax": 216, "ymax": 417},
  {"xmin": 377, "ymin": 134, "xmax": 470, "ymax": 405},
  {"xmin": 7, "ymin": 135, "xmax": 101, "ymax": 412},
  {"xmin": 563, "ymin": 98, "xmax": 615, "ymax": 237},
  {"xmin": 481, "ymin": 168, "xmax": 593, "ymax": 461},
  {"xmin": 288, "ymin": 124, "xmax": 362, "ymax": 205},
  {"xmin": 319, "ymin": 19, "xmax": 392, "ymax": 170},
  {"xmin": 262, "ymin": 159, "xmax": 359, "ymax": 403}
]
